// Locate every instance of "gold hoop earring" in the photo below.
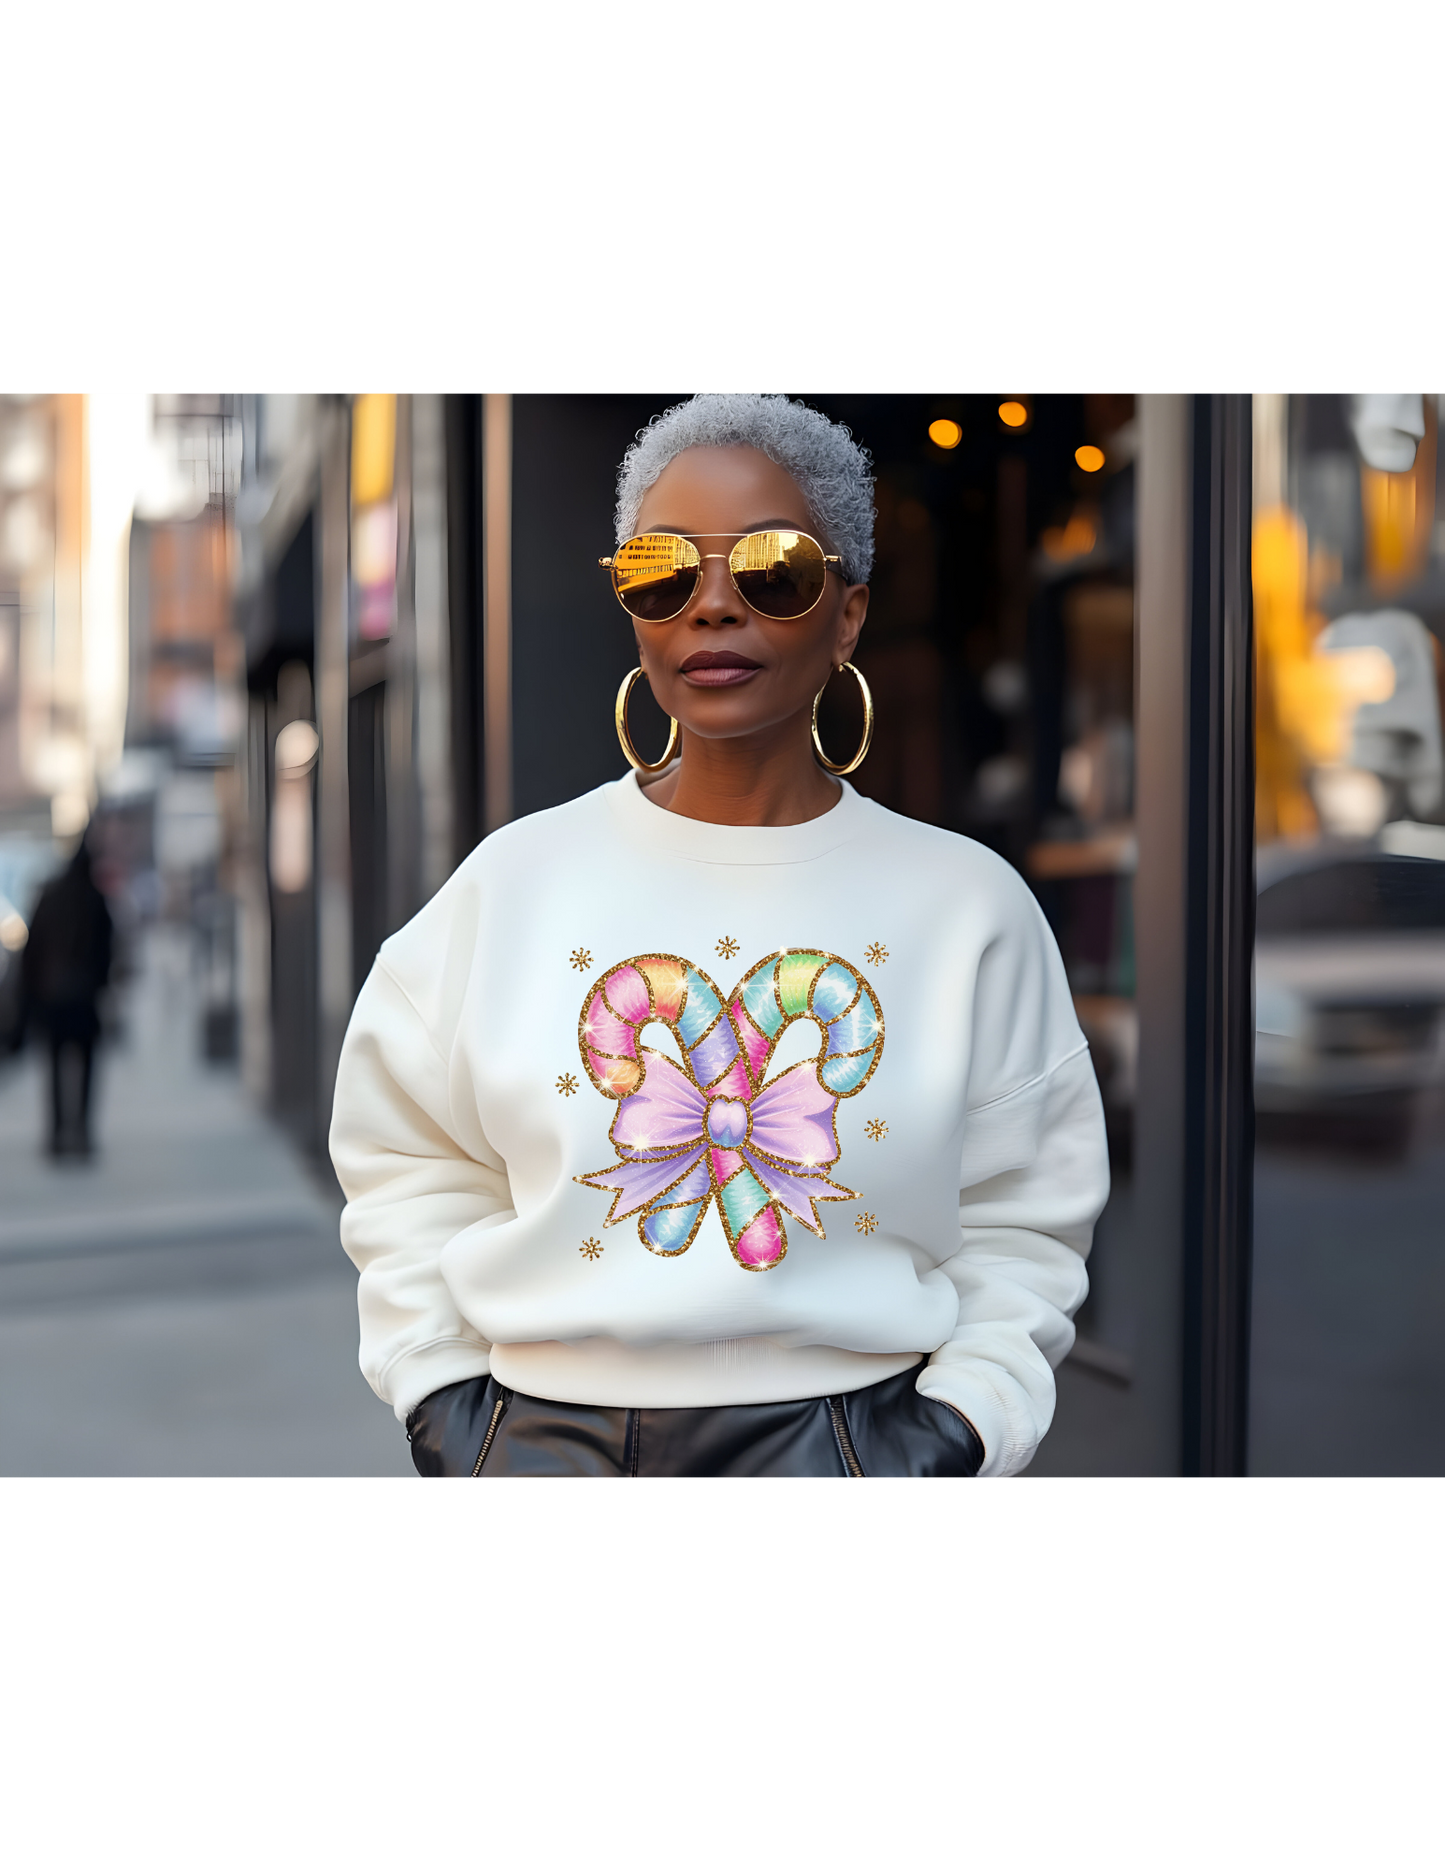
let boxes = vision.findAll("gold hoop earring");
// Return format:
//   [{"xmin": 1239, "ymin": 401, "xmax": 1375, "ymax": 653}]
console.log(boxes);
[
  {"xmin": 615, "ymin": 666, "xmax": 680, "ymax": 775},
  {"xmin": 811, "ymin": 661, "xmax": 873, "ymax": 776}
]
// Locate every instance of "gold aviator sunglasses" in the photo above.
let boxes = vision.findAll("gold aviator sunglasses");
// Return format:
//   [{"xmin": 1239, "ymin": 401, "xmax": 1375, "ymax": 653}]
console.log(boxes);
[{"xmin": 600, "ymin": 530, "xmax": 844, "ymax": 624}]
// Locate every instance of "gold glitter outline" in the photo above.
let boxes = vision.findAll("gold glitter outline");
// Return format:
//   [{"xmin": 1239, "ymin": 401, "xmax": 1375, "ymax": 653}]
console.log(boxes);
[
  {"xmin": 711, "ymin": 1150, "xmax": 789, "ymax": 1269},
  {"xmin": 734, "ymin": 960, "xmax": 785, "ymax": 1066},
  {"xmin": 676, "ymin": 964, "xmax": 733, "ymax": 1091},
  {"xmin": 776, "ymin": 951, "xmax": 828, "ymax": 1018},
  {"xmin": 577, "ymin": 955, "xmax": 676, "ymax": 1099},
  {"xmin": 576, "ymin": 1141, "xmax": 706, "ymax": 1230},
  {"xmin": 634, "ymin": 1169, "xmax": 715, "ymax": 1258},
  {"xmin": 738, "ymin": 949, "xmax": 886, "ymax": 1114}
]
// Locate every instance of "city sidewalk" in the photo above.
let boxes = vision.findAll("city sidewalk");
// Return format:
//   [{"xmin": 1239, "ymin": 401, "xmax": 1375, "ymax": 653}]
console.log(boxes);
[{"xmin": 0, "ymin": 923, "xmax": 412, "ymax": 1476}]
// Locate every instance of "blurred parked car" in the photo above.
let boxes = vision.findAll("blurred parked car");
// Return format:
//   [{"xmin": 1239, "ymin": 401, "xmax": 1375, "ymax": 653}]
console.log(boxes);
[{"xmin": 1255, "ymin": 843, "xmax": 1445, "ymax": 1131}]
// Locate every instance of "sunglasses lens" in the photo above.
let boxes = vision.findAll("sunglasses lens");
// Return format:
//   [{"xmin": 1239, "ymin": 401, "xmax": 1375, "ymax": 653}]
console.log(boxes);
[
  {"xmin": 612, "ymin": 534, "xmax": 701, "ymax": 620},
  {"xmin": 729, "ymin": 531, "xmax": 828, "ymax": 618}
]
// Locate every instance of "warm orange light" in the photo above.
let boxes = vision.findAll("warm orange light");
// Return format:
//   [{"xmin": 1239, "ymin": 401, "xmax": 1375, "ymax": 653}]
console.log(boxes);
[
  {"xmin": 1360, "ymin": 463, "xmax": 1432, "ymax": 590},
  {"xmin": 998, "ymin": 401, "xmax": 1028, "ymax": 429},
  {"xmin": 1251, "ymin": 502, "xmax": 1398, "ymax": 827},
  {"xmin": 352, "ymin": 394, "xmax": 397, "ymax": 505},
  {"xmin": 928, "ymin": 418, "xmax": 963, "ymax": 450},
  {"xmin": 1075, "ymin": 444, "xmax": 1105, "ymax": 473},
  {"xmin": 1042, "ymin": 516, "xmax": 1097, "ymax": 562}
]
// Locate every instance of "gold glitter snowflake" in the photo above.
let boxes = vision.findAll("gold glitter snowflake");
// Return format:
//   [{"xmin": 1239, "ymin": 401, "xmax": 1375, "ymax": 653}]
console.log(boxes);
[
  {"xmin": 580, "ymin": 1237, "xmax": 603, "ymax": 1260},
  {"xmin": 570, "ymin": 948, "xmax": 593, "ymax": 972},
  {"xmin": 716, "ymin": 936, "xmax": 740, "ymax": 960},
  {"xmin": 556, "ymin": 1072, "xmax": 579, "ymax": 1097},
  {"xmin": 865, "ymin": 942, "xmax": 889, "ymax": 968},
  {"xmin": 864, "ymin": 1119, "xmax": 889, "ymax": 1142},
  {"xmin": 855, "ymin": 1212, "xmax": 878, "ymax": 1235}
]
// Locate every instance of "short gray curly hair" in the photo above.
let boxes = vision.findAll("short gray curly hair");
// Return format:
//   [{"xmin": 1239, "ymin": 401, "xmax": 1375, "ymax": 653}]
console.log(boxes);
[{"xmin": 615, "ymin": 393, "xmax": 876, "ymax": 584}]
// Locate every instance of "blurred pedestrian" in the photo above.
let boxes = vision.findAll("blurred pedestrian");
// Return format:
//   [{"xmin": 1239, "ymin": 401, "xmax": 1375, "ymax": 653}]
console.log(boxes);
[{"xmin": 21, "ymin": 831, "xmax": 113, "ymax": 1159}]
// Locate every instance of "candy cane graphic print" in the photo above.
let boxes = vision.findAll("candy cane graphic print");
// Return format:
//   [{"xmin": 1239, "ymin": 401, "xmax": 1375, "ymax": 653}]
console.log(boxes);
[{"xmin": 573, "ymin": 950, "xmax": 884, "ymax": 1271}]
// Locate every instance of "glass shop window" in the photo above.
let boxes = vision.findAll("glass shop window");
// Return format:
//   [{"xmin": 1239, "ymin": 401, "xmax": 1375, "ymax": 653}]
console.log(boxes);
[{"xmin": 1250, "ymin": 394, "xmax": 1445, "ymax": 1475}]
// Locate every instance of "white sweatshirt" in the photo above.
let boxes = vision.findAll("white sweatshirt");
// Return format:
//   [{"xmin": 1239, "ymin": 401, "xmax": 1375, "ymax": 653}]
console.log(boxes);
[{"xmin": 330, "ymin": 771, "xmax": 1109, "ymax": 1476}]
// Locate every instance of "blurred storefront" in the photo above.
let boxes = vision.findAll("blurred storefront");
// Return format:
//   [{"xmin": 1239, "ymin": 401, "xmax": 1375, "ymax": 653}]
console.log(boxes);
[
  {"xmin": 9, "ymin": 389, "xmax": 1440, "ymax": 1475},
  {"xmin": 1248, "ymin": 394, "xmax": 1445, "ymax": 1474}
]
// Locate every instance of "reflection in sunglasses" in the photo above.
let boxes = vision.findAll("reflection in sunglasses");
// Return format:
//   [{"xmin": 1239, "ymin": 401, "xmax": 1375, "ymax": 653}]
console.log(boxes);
[
  {"xmin": 613, "ymin": 535, "xmax": 699, "ymax": 596},
  {"xmin": 607, "ymin": 529, "xmax": 833, "ymax": 621},
  {"xmin": 732, "ymin": 531, "xmax": 805, "ymax": 573},
  {"xmin": 619, "ymin": 566, "xmax": 694, "ymax": 592}
]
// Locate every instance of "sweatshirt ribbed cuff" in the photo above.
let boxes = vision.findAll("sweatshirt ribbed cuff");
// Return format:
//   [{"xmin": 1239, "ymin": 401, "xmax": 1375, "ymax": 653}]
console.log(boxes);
[{"xmin": 914, "ymin": 1363, "xmax": 1028, "ymax": 1477}]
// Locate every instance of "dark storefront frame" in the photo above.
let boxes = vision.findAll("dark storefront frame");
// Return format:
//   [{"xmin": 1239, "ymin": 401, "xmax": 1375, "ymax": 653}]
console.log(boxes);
[{"xmin": 1184, "ymin": 395, "xmax": 1255, "ymax": 1475}]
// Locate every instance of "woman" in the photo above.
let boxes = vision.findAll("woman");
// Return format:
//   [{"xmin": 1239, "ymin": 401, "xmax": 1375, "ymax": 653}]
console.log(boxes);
[{"xmin": 330, "ymin": 393, "xmax": 1109, "ymax": 1476}]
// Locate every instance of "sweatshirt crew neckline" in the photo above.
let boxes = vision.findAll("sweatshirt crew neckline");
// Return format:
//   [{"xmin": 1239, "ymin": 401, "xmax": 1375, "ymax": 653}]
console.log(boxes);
[{"xmin": 605, "ymin": 767, "xmax": 867, "ymax": 866}]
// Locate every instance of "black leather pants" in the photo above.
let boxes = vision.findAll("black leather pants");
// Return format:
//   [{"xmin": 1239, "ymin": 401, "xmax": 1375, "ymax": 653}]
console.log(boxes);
[{"xmin": 405, "ymin": 1363, "xmax": 984, "ymax": 1477}]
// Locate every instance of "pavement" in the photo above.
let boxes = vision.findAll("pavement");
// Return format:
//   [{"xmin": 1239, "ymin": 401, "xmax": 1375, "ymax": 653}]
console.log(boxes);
[
  {"xmin": 0, "ymin": 922, "xmax": 412, "ymax": 1476},
  {"xmin": 1250, "ymin": 1124, "xmax": 1445, "ymax": 1476}
]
